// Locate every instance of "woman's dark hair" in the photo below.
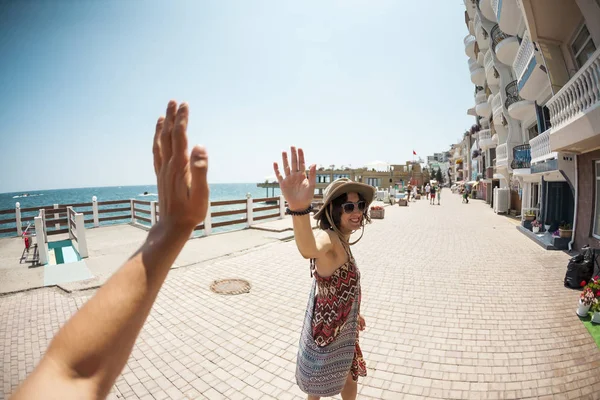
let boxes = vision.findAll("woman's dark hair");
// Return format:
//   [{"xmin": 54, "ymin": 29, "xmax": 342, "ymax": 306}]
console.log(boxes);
[{"xmin": 316, "ymin": 192, "xmax": 371, "ymax": 231}]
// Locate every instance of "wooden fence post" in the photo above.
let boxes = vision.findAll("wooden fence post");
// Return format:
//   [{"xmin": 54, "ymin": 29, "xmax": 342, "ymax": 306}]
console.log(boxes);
[
  {"xmin": 204, "ymin": 204, "xmax": 212, "ymax": 235},
  {"xmin": 34, "ymin": 215, "xmax": 49, "ymax": 265},
  {"xmin": 150, "ymin": 201, "xmax": 157, "ymax": 226},
  {"xmin": 246, "ymin": 194, "xmax": 253, "ymax": 228},
  {"xmin": 279, "ymin": 195, "xmax": 285, "ymax": 219},
  {"xmin": 53, "ymin": 204, "xmax": 60, "ymax": 229},
  {"xmin": 92, "ymin": 196, "xmax": 99, "ymax": 227},
  {"xmin": 15, "ymin": 202, "xmax": 22, "ymax": 236},
  {"xmin": 75, "ymin": 213, "xmax": 88, "ymax": 258}
]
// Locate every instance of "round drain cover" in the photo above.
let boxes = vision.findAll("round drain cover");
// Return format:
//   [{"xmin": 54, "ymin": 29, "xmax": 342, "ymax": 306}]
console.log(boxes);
[{"xmin": 210, "ymin": 279, "xmax": 251, "ymax": 295}]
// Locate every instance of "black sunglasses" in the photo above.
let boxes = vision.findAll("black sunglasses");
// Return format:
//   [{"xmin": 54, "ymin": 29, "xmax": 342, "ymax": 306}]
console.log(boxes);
[{"xmin": 341, "ymin": 201, "xmax": 366, "ymax": 214}]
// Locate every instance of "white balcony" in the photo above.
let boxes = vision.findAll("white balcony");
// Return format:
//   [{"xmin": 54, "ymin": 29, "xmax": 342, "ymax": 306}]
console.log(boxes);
[
  {"xmin": 474, "ymin": 12, "xmax": 489, "ymax": 51},
  {"xmin": 496, "ymin": 143, "xmax": 508, "ymax": 168},
  {"xmin": 464, "ymin": 35, "xmax": 476, "ymax": 59},
  {"xmin": 476, "ymin": 98, "xmax": 492, "ymax": 118},
  {"xmin": 492, "ymin": 0, "xmax": 521, "ymax": 36},
  {"xmin": 512, "ymin": 31, "xmax": 548, "ymax": 102},
  {"xmin": 492, "ymin": 93, "xmax": 504, "ymax": 126},
  {"xmin": 548, "ymin": 48, "xmax": 600, "ymax": 153},
  {"xmin": 479, "ymin": 129, "xmax": 494, "ymax": 150},
  {"xmin": 479, "ymin": 0, "xmax": 497, "ymax": 22},
  {"xmin": 469, "ymin": 59, "xmax": 486, "ymax": 86},
  {"xmin": 491, "ymin": 25, "xmax": 519, "ymax": 66},
  {"xmin": 530, "ymin": 130, "xmax": 556, "ymax": 164},
  {"xmin": 484, "ymin": 49, "xmax": 499, "ymax": 86},
  {"xmin": 505, "ymin": 80, "xmax": 535, "ymax": 121}
]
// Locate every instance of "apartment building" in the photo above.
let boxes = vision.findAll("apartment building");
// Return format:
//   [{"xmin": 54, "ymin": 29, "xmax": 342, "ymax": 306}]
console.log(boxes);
[{"xmin": 463, "ymin": 0, "xmax": 600, "ymax": 250}]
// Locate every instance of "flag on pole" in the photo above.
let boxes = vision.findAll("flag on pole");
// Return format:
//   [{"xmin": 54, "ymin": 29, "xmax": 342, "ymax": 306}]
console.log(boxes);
[{"xmin": 413, "ymin": 150, "xmax": 417, "ymax": 155}]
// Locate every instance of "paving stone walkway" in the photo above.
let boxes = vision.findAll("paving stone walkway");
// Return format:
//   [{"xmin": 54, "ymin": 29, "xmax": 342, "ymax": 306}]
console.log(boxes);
[{"xmin": 2, "ymin": 191, "xmax": 600, "ymax": 399}]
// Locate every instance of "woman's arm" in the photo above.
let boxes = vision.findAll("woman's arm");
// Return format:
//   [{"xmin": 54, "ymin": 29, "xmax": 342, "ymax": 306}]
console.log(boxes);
[
  {"xmin": 274, "ymin": 147, "xmax": 334, "ymax": 259},
  {"xmin": 11, "ymin": 100, "xmax": 209, "ymax": 400}
]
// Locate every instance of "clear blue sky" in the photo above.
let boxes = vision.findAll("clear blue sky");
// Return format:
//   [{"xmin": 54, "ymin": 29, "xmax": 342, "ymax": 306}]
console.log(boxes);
[{"xmin": 0, "ymin": 0, "xmax": 474, "ymax": 193}]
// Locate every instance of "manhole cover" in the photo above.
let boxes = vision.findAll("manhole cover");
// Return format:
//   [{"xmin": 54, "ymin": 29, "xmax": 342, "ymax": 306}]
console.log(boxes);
[{"xmin": 210, "ymin": 279, "xmax": 251, "ymax": 295}]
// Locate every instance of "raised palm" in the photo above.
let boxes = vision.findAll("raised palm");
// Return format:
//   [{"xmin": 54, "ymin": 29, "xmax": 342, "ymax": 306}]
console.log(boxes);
[{"xmin": 273, "ymin": 147, "xmax": 316, "ymax": 211}]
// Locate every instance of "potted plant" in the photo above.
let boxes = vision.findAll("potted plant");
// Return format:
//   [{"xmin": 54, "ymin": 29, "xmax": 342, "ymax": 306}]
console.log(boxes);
[
  {"xmin": 591, "ymin": 299, "xmax": 600, "ymax": 323},
  {"xmin": 524, "ymin": 210, "xmax": 536, "ymax": 222},
  {"xmin": 531, "ymin": 220, "xmax": 542, "ymax": 233},
  {"xmin": 370, "ymin": 205, "xmax": 385, "ymax": 219},
  {"xmin": 544, "ymin": 219, "xmax": 551, "ymax": 232},
  {"xmin": 559, "ymin": 222, "xmax": 573, "ymax": 238},
  {"xmin": 577, "ymin": 287, "xmax": 595, "ymax": 317}
]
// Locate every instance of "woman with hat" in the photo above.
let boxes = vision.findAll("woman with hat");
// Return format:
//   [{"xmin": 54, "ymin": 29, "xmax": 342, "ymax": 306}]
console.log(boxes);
[{"xmin": 273, "ymin": 146, "xmax": 376, "ymax": 400}]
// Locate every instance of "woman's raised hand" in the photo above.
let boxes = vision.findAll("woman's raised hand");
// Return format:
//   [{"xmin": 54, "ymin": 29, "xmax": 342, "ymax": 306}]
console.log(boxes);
[{"xmin": 273, "ymin": 147, "xmax": 316, "ymax": 211}]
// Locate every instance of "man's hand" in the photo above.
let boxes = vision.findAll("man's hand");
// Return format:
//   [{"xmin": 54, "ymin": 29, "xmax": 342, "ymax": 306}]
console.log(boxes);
[{"xmin": 153, "ymin": 101, "xmax": 209, "ymax": 232}]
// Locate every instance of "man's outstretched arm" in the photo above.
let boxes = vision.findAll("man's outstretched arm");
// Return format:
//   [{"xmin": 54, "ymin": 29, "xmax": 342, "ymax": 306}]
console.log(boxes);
[{"xmin": 11, "ymin": 101, "xmax": 209, "ymax": 400}]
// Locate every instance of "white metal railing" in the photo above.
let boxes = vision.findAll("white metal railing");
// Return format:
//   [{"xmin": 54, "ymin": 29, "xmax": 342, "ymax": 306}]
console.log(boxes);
[
  {"xmin": 476, "ymin": 91, "xmax": 487, "ymax": 104},
  {"xmin": 464, "ymin": 34, "xmax": 476, "ymax": 48},
  {"xmin": 468, "ymin": 58, "xmax": 482, "ymax": 73},
  {"xmin": 491, "ymin": 0, "xmax": 500, "ymax": 20},
  {"xmin": 492, "ymin": 92, "xmax": 502, "ymax": 112},
  {"xmin": 497, "ymin": 143, "xmax": 508, "ymax": 164},
  {"xmin": 513, "ymin": 31, "xmax": 534, "ymax": 83},
  {"xmin": 529, "ymin": 130, "xmax": 553, "ymax": 161},
  {"xmin": 479, "ymin": 129, "xmax": 492, "ymax": 141},
  {"xmin": 484, "ymin": 49, "xmax": 494, "ymax": 73},
  {"xmin": 474, "ymin": 12, "xmax": 483, "ymax": 41},
  {"xmin": 547, "ymin": 48, "xmax": 600, "ymax": 129}
]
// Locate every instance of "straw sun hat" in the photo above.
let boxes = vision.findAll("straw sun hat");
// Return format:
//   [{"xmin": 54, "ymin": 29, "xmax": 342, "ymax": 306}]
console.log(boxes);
[{"xmin": 313, "ymin": 178, "xmax": 376, "ymax": 220}]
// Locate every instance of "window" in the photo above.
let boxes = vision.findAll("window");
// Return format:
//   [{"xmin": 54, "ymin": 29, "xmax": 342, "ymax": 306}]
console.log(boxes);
[
  {"xmin": 366, "ymin": 178, "xmax": 380, "ymax": 187},
  {"xmin": 527, "ymin": 122, "xmax": 538, "ymax": 141},
  {"xmin": 594, "ymin": 161, "xmax": 600, "ymax": 238},
  {"xmin": 571, "ymin": 25, "xmax": 597, "ymax": 69}
]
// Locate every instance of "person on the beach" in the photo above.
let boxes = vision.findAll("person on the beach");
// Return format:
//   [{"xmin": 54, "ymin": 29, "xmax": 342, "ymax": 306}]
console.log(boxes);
[
  {"xmin": 429, "ymin": 184, "xmax": 436, "ymax": 205},
  {"xmin": 273, "ymin": 148, "xmax": 373, "ymax": 400},
  {"xmin": 11, "ymin": 101, "xmax": 210, "ymax": 399}
]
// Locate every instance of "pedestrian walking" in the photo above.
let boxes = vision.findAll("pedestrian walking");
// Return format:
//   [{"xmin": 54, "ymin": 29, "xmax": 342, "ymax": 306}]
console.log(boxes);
[
  {"xmin": 437, "ymin": 186, "xmax": 441, "ymax": 205},
  {"xmin": 429, "ymin": 184, "xmax": 436, "ymax": 205},
  {"xmin": 425, "ymin": 183, "xmax": 430, "ymax": 200},
  {"xmin": 274, "ymin": 148, "xmax": 372, "ymax": 399}
]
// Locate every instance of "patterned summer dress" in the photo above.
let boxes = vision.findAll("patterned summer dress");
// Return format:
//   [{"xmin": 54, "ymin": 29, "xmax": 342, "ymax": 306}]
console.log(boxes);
[{"xmin": 310, "ymin": 243, "xmax": 367, "ymax": 382}]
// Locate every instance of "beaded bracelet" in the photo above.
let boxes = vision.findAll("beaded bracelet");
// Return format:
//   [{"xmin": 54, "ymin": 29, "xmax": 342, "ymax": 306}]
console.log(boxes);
[{"xmin": 285, "ymin": 205, "xmax": 314, "ymax": 216}]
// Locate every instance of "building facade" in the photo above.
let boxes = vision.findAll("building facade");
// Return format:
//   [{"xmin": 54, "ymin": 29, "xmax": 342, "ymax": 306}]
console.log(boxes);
[{"xmin": 462, "ymin": 0, "xmax": 600, "ymax": 250}]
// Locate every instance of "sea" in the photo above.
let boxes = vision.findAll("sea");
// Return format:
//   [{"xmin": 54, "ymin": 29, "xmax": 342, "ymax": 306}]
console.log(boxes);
[{"xmin": 0, "ymin": 184, "xmax": 281, "ymax": 238}]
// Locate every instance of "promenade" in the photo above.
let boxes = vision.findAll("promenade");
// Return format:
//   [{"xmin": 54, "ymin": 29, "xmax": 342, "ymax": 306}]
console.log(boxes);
[{"xmin": 2, "ymin": 191, "xmax": 600, "ymax": 399}]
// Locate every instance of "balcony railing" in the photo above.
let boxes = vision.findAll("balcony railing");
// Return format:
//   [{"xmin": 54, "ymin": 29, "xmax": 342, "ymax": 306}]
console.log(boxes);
[
  {"xmin": 484, "ymin": 49, "xmax": 494, "ymax": 73},
  {"xmin": 530, "ymin": 130, "xmax": 553, "ymax": 161},
  {"xmin": 464, "ymin": 34, "xmax": 476, "ymax": 49},
  {"xmin": 491, "ymin": 25, "xmax": 510, "ymax": 52},
  {"xmin": 513, "ymin": 31, "xmax": 534, "ymax": 83},
  {"xmin": 496, "ymin": 143, "xmax": 508, "ymax": 166},
  {"xmin": 475, "ymin": 90, "xmax": 487, "ymax": 104},
  {"xmin": 511, "ymin": 144, "xmax": 531, "ymax": 169},
  {"xmin": 491, "ymin": 0, "xmax": 500, "ymax": 20},
  {"xmin": 474, "ymin": 12, "xmax": 488, "ymax": 43},
  {"xmin": 546, "ymin": 48, "xmax": 600, "ymax": 129},
  {"xmin": 468, "ymin": 59, "xmax": 481, "ymax": 73},
  {"xmin": 479, "ymin": 129, "xmax": 492, "ymax": 141},
  {"xmin": 492, "ymin": 92, "xmax": 502, "ymax": 113},
  {"xmin": 505, "ymin": 80, "xmax": 523, "ymax": 109}
]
